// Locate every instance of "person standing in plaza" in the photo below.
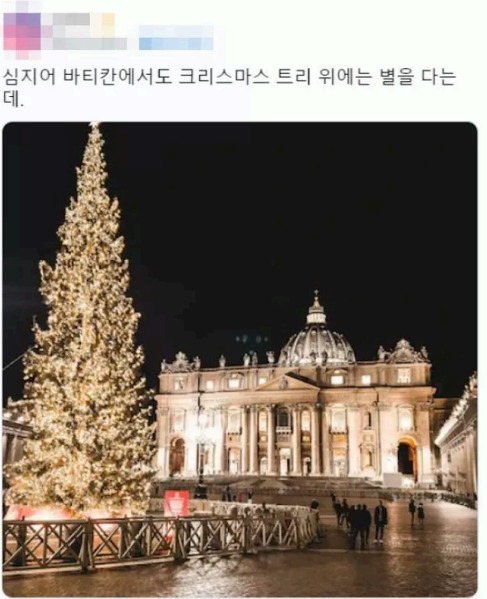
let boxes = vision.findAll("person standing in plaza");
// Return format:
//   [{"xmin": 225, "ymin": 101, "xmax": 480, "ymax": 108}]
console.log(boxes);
[
  {"xmin": 417, "ymin": 502, "xmax": 425, "ymax": 527},
  {"xmin": 347, "ymin": 505, "xmax": 355, "ymax": 534},
  {"xmin": 408, "ymin": 498, "xmax": 416, "ymax": 526},
  {"xmin": 374, "ymin": 499, "xmax": 388, "ymax": 543},
  {"xmin": 334, "ymin": 499, "xmax": 342, "ymax": 526},
  {"xmin": 348, "ymin": 505, "xmax": 359, "ymax": 548},
  {"xmin": 341, "ymin": 498, "xmax": 349, "ymax": 527},
  {"xmin": 361, "ymin": 504, "xmax": 372, "ymax": 545}
]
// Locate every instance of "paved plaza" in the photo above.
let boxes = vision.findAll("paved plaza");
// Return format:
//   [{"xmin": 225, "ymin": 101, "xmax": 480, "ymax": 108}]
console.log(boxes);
[{"xmin": 3, "ymin": 499, "xmax": 477, "ymax": 597}]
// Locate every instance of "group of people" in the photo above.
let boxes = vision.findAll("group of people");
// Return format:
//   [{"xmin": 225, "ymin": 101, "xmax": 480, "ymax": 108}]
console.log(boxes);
[
  {"xmin": 332, "ymin": 495, "xmax": 388, "ymax": 549},
  {"xmin": 331, "ymin": 492, "xmax": 426, "ymax": 549},
  {"xmin": 221, "ymin": 486, "xmax": 254, "ymax": 504}
]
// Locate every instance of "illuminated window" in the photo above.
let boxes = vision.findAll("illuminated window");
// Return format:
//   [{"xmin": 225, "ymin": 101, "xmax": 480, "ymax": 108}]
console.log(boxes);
[
  {"xmin": 228, "ymin": 412, "xmax": 240, "ymax": 433},
  {"xmin": 332, "ymin": 410, "xmax": 346, "ymax": 430},
  {"xmin": 277, "ymin": 407, "xmax": 290, "ymax": 427},
  {"xmin": 229, "ymin": 379, "xmax": 240, "ymax": 389},
  {"xmin": 331, "ymin": 375, "xmax": 344, "ymax": 385},
  {"xmin": 397, "ymin": 368, "xmax": 411, "ymax": 384},
  {"xmin": 258, "ymin": 377, "xmax": 267, "ymax": 385},
  {"xmin": 301, "ymin": 410, "xmax": 311, "ymax": 432},
  {"xmin": 398, "ymin": 408, "xmax": 413, "ymax": 431},
  {"xmin": 174, "ymin": 377, "xmax": 185, "ymax": 391},
  {"xmin": 361, "ymin": 375, "xmax": 371, "ymax": 386},
  {"xmin": 206, "ymin": 380, "xmax": 214, "ymax": 391},
  {"xmin": 259, "ymin": 410, "xmax": 267, "ymax": 432}
]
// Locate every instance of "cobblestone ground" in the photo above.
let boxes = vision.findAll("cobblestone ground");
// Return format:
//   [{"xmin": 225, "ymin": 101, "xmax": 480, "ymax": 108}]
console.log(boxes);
[{"xmin": 3, "ymin": 499, "xmax": 477, "ymax": 597}]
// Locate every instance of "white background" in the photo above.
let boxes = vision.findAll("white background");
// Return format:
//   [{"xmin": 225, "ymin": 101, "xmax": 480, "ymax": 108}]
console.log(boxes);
[{"xmin": 1, "ymin": 1, "xmax": 485, "ymax": 597}]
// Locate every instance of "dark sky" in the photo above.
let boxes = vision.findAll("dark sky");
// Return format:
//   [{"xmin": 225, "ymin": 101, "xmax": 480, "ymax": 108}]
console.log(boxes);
[{"xmin": 2, "ymin": 123, "xmax": 477, "ymax": 401}]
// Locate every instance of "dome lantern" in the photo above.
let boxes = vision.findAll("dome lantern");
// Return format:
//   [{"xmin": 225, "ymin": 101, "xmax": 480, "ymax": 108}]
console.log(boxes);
[
  {"xmin": 278, "ymin": 290, "xmax": 355, "ymax": 367},
  {"xmin": 306, "ymin": 289, "xmax": 326, "ymax": 325}
]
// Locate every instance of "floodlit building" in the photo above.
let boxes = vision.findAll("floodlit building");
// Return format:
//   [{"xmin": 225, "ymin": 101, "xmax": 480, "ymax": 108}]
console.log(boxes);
[
  {"xmin": 435, "ymin": 373, "xmax": 477, "ymax": 495},
  {"xmin": 155, "ymin": 291, "xmax": 439, "ymax": 487}
]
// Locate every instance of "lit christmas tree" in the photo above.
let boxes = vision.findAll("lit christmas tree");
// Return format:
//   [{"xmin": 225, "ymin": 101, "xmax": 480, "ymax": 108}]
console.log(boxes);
[{"xmin": 4, "ymin": 124, "xmax": 156, "ymax": 517}]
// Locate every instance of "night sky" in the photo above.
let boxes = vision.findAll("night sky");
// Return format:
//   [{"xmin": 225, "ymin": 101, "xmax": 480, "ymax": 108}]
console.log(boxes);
[{"xmin": 2, "ymin": 123, "xmax": 477, "ymax": 402}]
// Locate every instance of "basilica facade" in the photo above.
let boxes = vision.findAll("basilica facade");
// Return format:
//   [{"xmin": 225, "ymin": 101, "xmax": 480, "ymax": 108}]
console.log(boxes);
[{"xmin": 155, "ymin": 292, "xmax": 437, "ymax": 486}]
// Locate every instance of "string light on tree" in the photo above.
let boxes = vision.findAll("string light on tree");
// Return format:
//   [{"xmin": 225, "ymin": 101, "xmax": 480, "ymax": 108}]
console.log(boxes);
[{"xmin": 4, "ymin": 124, "xmax": 156, "ymax": 519}]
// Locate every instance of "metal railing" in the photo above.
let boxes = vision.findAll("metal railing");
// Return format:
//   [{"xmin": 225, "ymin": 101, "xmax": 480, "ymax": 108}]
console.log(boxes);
[{"xmin": 3, "ymin": 508, "xmax": 318, "ymax": 575}]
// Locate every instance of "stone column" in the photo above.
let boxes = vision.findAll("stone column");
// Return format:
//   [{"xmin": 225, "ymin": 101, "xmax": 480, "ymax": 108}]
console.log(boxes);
[
  {"xmin": 156, "ymin": 406, "xmax": 169, "ymax": 477},
  {"xmin": 211, "ymin": 443, "xmax": 217, "ymax": 474},
  {"xmin": 471, "ymin": 429, "xmax": 477, "ymax": 494},
  {"xmin": 214, "ymin": 408, "xmax": 223, "ymax": 474},
  {"xmin": 185, "ymin": 408, "xmax": 198, "ymax": 477},
  {"xmin": 451, "ymin": 446, "xmax": 457, "ymax": 492},
  {"xmin": 5, "ymin": 435, "xmax": 13, "ymax": 465},
  {"xmin": 346, "ymin": 406, "xmax": 359, "ymax": 476},
  {"xmin": 322, "ymin": 408, "xmax": 331, "ymax": 475},
  {"xmin": 416, "ymin": 403, "xmax": 434, "ymax": 484},
  {"xmin": 465, "ymin": 430, "xmax": 475, "ymax": 494},
  {"xmin": 415, "ymin": 445, "xmax": 423, "ymax": 483},
  {"xmin": 249, "ymin": 406, "xmax": 259, "ymax": 474},
  {"xmin": 377, "ymin": 402, "xmax": 394, "ymax": 478},
  {"xmin": 470, "ymin": 430, "xmax": 476, "ymax": 494},
  {"xmin": 2, "ymin": 433, "xmax": 8, "ymax": 463},
  {"xmin": 241, "ymin": 406, "xmax": 249, "ymax": 474},
  {"xmin": 10, "ymin": 436, "xmax": 21, "ymax": 464},
  {"xmin": 267, "ymin": 405, "xmax": 277, "ymax": 475},
  {"xmin": 164, "ymin": 410, "xmax": 172, "ymax": 475},
  {"xmin": 463, "ymin": 433, "xmax": 470, "ymax": 493},
  {"xmin": 292, "ymin": 406, "xmax": 302, "ymax": 475},
  {"xmin": 311, "ymin": 405, "xmax": 321, "ymax": 475},
  {"xmin": 220, "ymin": 409, "xmax": 228, "ymax": 473}
]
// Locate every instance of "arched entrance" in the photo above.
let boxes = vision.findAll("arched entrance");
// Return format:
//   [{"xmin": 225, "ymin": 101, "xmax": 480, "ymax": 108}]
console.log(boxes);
[
  {"xmin": 397, "ymin": 438, "xmax": 417, "ymax": 481},
  {"xmin": 169, "ymin": 438, "xmax": 185, "ymax": 475}
]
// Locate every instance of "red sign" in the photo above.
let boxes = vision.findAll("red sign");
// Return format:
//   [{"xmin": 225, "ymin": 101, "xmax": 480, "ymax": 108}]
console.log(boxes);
[{"xmin": 164, "ymin": 490, "xmax": 189, "ymax": 517}]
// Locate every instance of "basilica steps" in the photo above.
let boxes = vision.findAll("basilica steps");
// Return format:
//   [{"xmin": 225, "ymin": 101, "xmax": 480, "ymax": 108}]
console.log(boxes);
[{"xmin": 152, "ymin": 475, "xmax": 382, "ymax": 501}]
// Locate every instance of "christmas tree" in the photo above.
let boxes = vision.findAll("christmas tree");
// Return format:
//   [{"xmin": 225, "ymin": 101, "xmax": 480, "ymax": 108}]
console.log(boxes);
[{"xmin": 4, "ymin": 124, "xmax": 156, "ymax": 516}]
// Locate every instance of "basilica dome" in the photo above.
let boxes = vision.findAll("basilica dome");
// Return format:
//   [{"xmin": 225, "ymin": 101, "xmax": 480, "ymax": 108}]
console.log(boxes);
[{"xmin": 278, "ymin": 291, "xmax": 356, "ymax": 367}]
